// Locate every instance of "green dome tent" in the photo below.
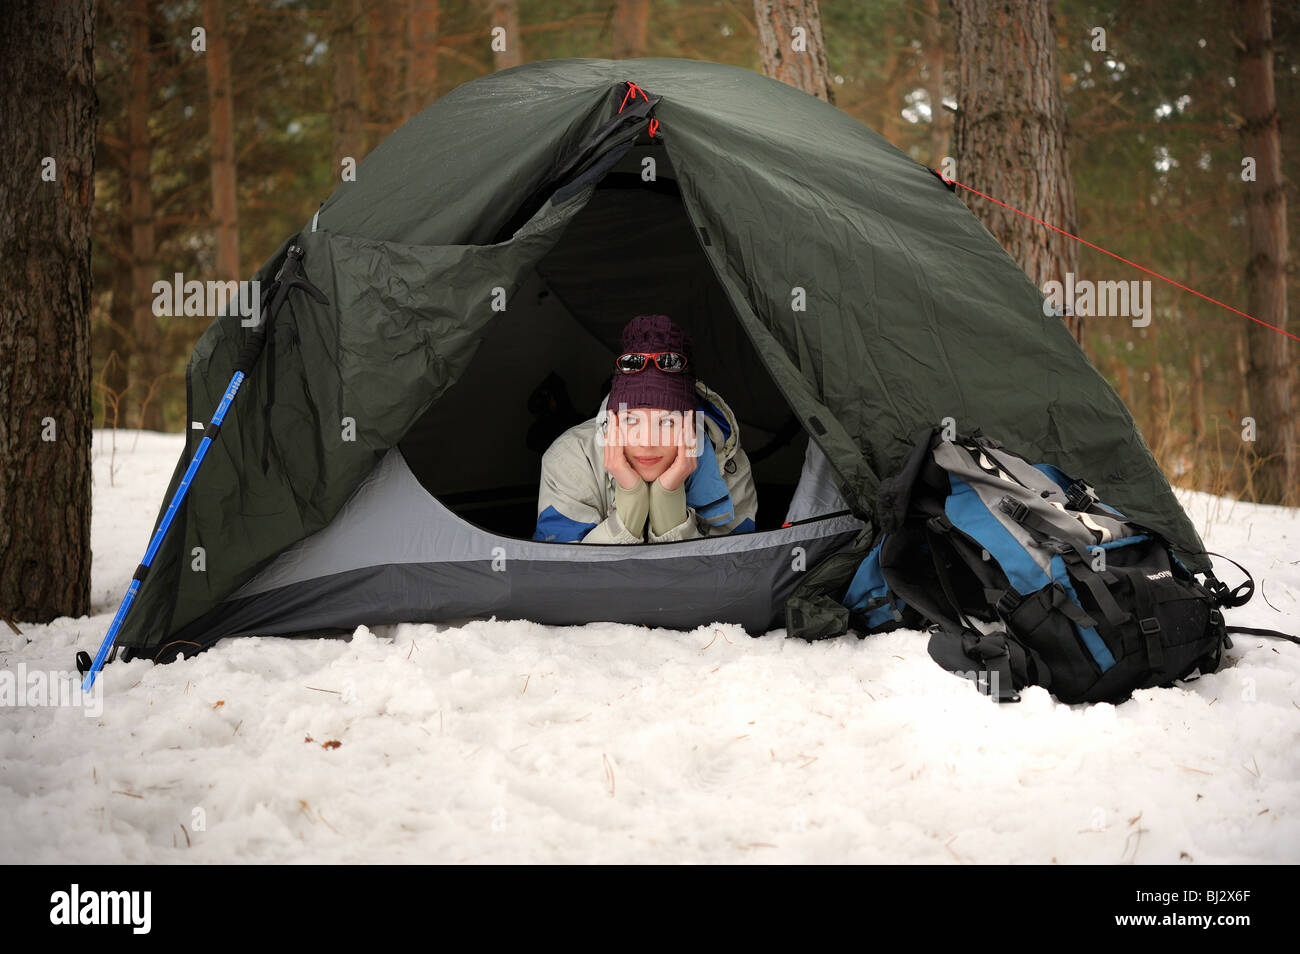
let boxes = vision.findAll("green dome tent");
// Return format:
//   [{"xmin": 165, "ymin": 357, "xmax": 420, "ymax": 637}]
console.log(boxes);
[{"xmin": 113, "ymin": 56, "xmax": 1208, "ymax": 662}]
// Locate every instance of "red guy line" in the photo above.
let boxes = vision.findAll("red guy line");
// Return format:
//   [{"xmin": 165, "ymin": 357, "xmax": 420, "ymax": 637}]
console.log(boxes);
[
  {"xmin": 618, "ymin": 81, "xmax": 648, "ymax": 114},
  {"xmin": 938, "ymin": 172, "xmax": 1299, "ymax": 344}
]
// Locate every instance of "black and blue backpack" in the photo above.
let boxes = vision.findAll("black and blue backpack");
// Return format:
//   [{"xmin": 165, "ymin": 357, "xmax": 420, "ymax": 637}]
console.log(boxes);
[{"xmin": 788, "ymin": 427, "xmax": 1296, "ymax": 704}]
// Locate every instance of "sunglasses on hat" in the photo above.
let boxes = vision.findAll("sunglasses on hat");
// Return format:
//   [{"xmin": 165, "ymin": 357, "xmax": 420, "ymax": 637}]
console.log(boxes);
[{"xmin": 615, "ymin": 351, "xmax": 690, "ymax": 374}]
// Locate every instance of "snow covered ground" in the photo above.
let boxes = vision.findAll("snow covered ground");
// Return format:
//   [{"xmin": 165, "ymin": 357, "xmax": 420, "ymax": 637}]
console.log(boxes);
[{"xmin": 2, "ymin": 430, "xmax": 1298, "ymax": 864}]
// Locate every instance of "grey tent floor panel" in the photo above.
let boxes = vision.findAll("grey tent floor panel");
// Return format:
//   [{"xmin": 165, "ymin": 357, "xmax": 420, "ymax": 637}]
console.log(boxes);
[
  {"xmin": 234, "ymin": 448, "xmax": 867, "ymax": 600},
  {"xmin": 171, "ymin": 524, "xmax": 865, "ymax": 648}
]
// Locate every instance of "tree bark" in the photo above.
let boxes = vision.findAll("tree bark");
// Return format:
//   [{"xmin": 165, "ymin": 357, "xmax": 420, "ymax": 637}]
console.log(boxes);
[
  {"xmin": 203, "ymin": 0, "xmax": 239, "ymax": 281},
  {"xmin": 1234, "ymin": 0, "xmax": 1294, "ymax": 504},
  {"xmin": 0, "ymin": 0, "xmax": 96, "ymax": 622},
  {"xmin": 491, "ymin": 0, "xmax": 523, "ymax": 71},
  {"xmin": 333, "ymin": 0, "xmax": 363, "ymax": 170},
  {"xmin": 128, "ymin": 0, "xmax": 162, "ymax": 430},
  {"xmin": 952, "ymin": 0, "xmax": 1083, "ymax": 344},
  {"xmin": 752, "ymin": 0, "xmax": 835, "ymax": 103},
  {"xmin": 613, "ymin": 0, "xmax": 650, "ymax": 59}
]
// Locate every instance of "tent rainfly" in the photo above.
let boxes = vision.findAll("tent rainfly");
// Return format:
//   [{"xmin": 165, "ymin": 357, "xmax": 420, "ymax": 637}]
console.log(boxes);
[{"xmin": 110, "ymin": 57, "xmax": 1208, "ymax": 663}]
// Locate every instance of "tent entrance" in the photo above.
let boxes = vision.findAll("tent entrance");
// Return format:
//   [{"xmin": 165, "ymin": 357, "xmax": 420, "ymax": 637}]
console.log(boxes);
[{"xmin": 398, "ymin": 139, "xmax": 816, "ymax": 538}]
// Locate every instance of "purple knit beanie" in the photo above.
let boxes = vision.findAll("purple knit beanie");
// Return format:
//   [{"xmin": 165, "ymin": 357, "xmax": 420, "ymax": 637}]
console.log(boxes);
[{"xmin": 608, "ymin": 314, "xmax": 697, "ymax": 415}]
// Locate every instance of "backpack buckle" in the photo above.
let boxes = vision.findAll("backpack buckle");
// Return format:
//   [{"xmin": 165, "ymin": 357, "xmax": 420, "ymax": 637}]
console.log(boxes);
[
  {"xmin": 995, "ymin": 590, "xmax": 1023, "ymax": 617},
  {"xmin": 927, "ymin": 514, "xmax": 952, "ymax": 534},
  {"xmin": 998, "ymin": 496, "xmax": 1029, "ymax": 523},
  {"xmin": 1065, "ymin": 480, "xmax": 1098, "ymax": 510},
  {"xmin": 1139, "ymin": 616, "xmax": 1164, "ymax": 667}
]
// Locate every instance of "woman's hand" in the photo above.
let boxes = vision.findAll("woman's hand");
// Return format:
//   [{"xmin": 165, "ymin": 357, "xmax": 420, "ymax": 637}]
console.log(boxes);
[
  {"xmin": 656, "ymin": 410, "xmax": 698, "ymax": 493},
  {"xmin": 602, "ymin": 410, "xmax": 643, "ymax": 491}
]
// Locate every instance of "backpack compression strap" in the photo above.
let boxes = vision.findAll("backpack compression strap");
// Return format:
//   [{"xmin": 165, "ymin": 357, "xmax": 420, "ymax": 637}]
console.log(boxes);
[
  {"xmin": 1223, "ymin": 625, "xmax": 1300, "ymax": 645},
  {"xmin": 1203, "ymin": 551, "xmax": 1299, "ymax": 644}
]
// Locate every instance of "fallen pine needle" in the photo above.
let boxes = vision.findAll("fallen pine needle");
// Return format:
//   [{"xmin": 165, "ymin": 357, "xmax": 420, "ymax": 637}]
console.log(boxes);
[
  {"xmin": 603, "ymin": 753, "xmax": 616, "ymax": 797},
  {"xmin": 945, "ymin": 835, "xmax": 962, "ymax": 861},
  {"xmin": 700, "ymin": 627, "xmax": 734, "ymax": 651}
]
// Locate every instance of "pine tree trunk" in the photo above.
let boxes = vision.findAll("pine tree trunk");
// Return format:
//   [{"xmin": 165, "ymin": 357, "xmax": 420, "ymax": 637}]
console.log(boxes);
[
  {"xmin": 1148, "ymin": 359, "xmax": 1169, "ymax": 468},
  {"xmin": 1233, "ymin": 327, "xmax": 1257, "ymax": 500},
  {"xmin": 0, "ymin": 0, "xmax": 96, "ymax": 622},
  {"xmin": 752, "ymin": 0, "xmax": 835, "ymax": 103},
  {"xmin": 404, "ymin": 0, "xmax": 439, "ymax": 120},
  {"xmin": 1188, "ymin": 343, "xmax": 1205, "ymax": 487},
  {"xmin": 613, "ymin": 0, "xmax": 650, "ymax": 59},
  {"xmin": 333, "ymin": 0, "xmax": 362, "ymax": 170},
  {"xmin": 491, "ymin": 0, "xmax": 523, "ymax": 71},
  {"xmin": 203, "ymin": 0, "xmax": 239, "ymax": 281},
  {"xmin": 1234, "ymin": 328, "xmax": 1252, "ymax": 421},
  {"xmin": 105, "ymin": 238, "xmax": 132, "ymax": 408},
  {"xmin": 364, "ymin": 1, "xmax": 395, "ymax": 148},
  {"xmin": 393, "ymin": 3, "xmax": 412, "ymax": 125},
  {"xmin": 1113, "ymin": 359, "xmax": 1131, "ymax": 409},
  {"xmin": 952, "ymin": 0, "xmax": 1083, "ymax": 345},
  {"xmin": 128, "ymin": 0, "xmax": 162, "ymax": 430},
  {"xmin": 923, "ymin": 0, "xmax": 947, "ymax": 165},
  {"xmin": 1234, "ymin": 0, "xmax": 1294, "ymax": 504}
]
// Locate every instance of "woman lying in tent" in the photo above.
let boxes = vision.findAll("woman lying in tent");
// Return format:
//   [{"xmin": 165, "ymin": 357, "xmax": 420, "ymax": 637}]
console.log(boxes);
[{"xmin": 533, "ymin": 314, "xmax": 758, "ymax": 544}]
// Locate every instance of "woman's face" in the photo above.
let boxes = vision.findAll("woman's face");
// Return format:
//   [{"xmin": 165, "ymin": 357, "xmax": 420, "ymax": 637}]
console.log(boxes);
[{"xmin": 620, "ymin": 408, "xmax": 683, "ymax": 483}]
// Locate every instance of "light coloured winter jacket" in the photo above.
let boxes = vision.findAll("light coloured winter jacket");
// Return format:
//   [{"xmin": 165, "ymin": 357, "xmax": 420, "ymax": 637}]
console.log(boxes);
[{"xmin": 533, "ymin": 380, "xmax": 758, "ymax": 543}]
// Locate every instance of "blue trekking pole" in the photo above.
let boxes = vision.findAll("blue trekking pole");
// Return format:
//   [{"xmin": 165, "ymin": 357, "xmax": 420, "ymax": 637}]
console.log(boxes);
[{"xmin": 81, "ymin": 244, "xmax": 327, "ymax": 691}]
